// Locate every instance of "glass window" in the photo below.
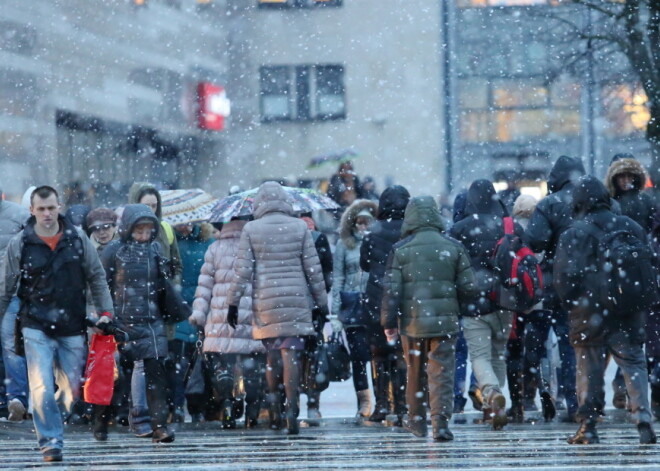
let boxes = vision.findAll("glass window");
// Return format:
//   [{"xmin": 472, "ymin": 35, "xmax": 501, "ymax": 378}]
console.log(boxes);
[
  {"xmin": 492, "ymin": 80, "xmax": 548, "ymax": 108},
  {"xmin": 495, "ymin": 109, "xmax": 549, "ymax": 142},
  {"xmin": 315, "ymin": 65, "xmax": 345, "ymax": 119},
  {"xmin": 459, "ymin": 110, "xmax": 493, "ymax": 143},
  {"xmin": 459, "ymin": 79, "xmax": 489, "ymax": 109},
  {"xmin": 602, "ymin": 83, "xmax": 649, "ymax": 137},
  {"xmin": 260, "ymin": 66, "xmax": 292, "ymax": 121}
]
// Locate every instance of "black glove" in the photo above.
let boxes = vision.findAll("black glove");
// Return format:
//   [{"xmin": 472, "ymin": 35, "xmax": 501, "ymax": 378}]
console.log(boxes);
[{"xmin": 227, "ymin": 305, "xmax": 239, "ymax": 329}]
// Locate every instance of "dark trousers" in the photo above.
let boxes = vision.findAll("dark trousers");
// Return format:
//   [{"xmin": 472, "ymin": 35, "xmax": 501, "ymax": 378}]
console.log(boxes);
[
  {"xmin": 345, "ymin": 326, "xmax": 371, "ymax": 392},
  {"xmin": 401, "ymin": 335, "xmax": 455, "ymax": 420},
  {"xmin": 506, "ymin": 314, "xmax": 526, "ymax": 408},
  {"xmin": 206, "ymin": 352, "xmax": 265, "ymax": 420},
  {"xmin": 575, "ymin": 332, "xmax": 652, "ymax": 424},
  {"xmin": 266, "ymin": 349, "xmax": 302, "ymax": 419},
  {"xmin": 143, "ymin": 357, "xmax": 172, "ymax": 429},
  {"xmin": 525, "ymin": 307, "xmax": 577, "ymax": 412}
]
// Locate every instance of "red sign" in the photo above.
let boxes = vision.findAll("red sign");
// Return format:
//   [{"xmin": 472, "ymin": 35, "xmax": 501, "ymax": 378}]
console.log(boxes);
[{"xmin": 197, "ymin": 83, "xmax": 231, "ymax": 131}]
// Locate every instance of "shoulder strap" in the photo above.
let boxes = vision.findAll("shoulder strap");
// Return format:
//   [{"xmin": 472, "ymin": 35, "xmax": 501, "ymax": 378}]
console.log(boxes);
[
  {"xmin": 161, "ymin": 221, "xmax": 174, "ymax": 246},
  {"xmin": 503, "ymin": 217, "xmax": 514, "ymax": 235}
]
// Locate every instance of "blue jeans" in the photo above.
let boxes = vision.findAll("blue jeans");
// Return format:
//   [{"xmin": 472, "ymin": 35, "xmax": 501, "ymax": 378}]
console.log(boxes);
[
  {"xmin": 129, "ymin": 360, "xmax": 151, "ymax": 434},
  {"xmin": 1, "ymin": 297, "xmax": 29, "ymax": 406},
  {"xmin": 23, "ymin": 328, "xmax": 86, "ymax": 452}
]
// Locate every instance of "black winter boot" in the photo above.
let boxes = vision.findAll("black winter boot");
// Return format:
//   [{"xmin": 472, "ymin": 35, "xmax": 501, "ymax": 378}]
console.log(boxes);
[
  {"xmin": 638, "ymin": 422, "xmax": 657, "ymax": 444},
  {"xmin": 392, "ymin": 357, "xmax": 408, "ymax": 423},
  {"xmin": 267, "ymin": 393, "xmax": 283, "ymax": 430},
  {"xmin": 506, "ymin": 367, "xmax": 524, "ymax": 424},
  {"xmin": 431, "ymin": 415, "xmax": 454, "ymax": 441},
  {"xmin": 403, "ymin": 415, "xmax": 428, "ymax": 438},
  {"xmin": 567, "ymin": 420, "xmax": 599, "ymax": 445},
  {"xmin": 368, "ymin": 361, "xmax": 390, "ymax": 422}
]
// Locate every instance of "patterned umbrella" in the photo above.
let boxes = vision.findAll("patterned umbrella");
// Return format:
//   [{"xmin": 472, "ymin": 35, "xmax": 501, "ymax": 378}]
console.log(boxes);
[
  {"xmin": 209, "ymin": 186, "xmax": 339, "ymax": 223},
  {"xmin": 160, "ymin": 188, "xmax": 219, "ymax": 226},
  {"xmin": 307, "ymin": 149, "xmax": 359, "ymax": 169}
]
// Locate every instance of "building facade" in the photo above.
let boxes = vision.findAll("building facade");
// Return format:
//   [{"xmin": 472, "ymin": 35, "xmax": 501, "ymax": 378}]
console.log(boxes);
[{"xmin": 0, "ymin": 0, "xmax": 230, "ymax": 205}]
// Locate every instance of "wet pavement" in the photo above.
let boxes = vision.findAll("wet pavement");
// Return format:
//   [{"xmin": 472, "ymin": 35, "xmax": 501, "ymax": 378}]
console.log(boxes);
[{"xmin": 1, "ymin": 409, "xmax": 658, "ymax": 470}]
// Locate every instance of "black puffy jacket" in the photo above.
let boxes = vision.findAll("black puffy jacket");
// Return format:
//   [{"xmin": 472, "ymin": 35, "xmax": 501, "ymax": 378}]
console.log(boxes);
[
  {"xmin": 101, "ymin": 204, "xmax": 168, "ymax": 361},
  {"xmin": 449, "ymin": 179, "xmax": 523, "ymax": 315},
  {"xmin": 359, "ymin": 185, "xmax": 410, "ymax": 323},
  {"xmin": 554, "ymin": 176, "xmax": 648, "ymax": 347},
  {"xmin": 605, "ymin": 157, "xmax": 656, "ymax": 233}
]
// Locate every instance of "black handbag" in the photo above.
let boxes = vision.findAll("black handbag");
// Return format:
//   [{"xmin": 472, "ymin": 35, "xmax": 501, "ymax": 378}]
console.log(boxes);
[
  {"xmin": 338, "ymin": 291, "xmax": 368, "ymax": 326},
  {"xmin": 326, "ymin": 333, "xmax": 352, "ymax": 382},
  {"xmin": 303, "ymin": 336, "xmax": 330, "ymax": 393},
  {"xmin": 184, "ymin": 332, "xmax": 207, "ymax": 398}
]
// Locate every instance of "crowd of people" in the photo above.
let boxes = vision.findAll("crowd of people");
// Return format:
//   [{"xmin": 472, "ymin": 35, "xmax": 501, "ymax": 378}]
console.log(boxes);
[{"xmin": 0, "ymin": 153, "xmax": 659, "ymax": 463}]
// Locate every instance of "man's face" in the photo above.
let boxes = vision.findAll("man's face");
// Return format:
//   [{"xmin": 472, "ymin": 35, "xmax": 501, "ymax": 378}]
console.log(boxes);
[
  {"xmin": 31, "ymin": 194, "xmax": 60, "ymax": 231},
  {"xmin": 91, "ymin": 223, "xmax": 117, "ymax": 244},
  {"xmin": 139, "ymin": 194, "xmax": 158, "ymax": 214},
  {"xmin": 132, "ymin": 222, "xmax": 155, "ymax": 243}
]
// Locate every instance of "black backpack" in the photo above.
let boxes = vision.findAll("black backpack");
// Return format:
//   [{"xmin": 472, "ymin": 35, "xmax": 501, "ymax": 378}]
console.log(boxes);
[
  {"xmin": 577, "ymin": 222, "xmax": 658, "ymax": 316},
  {"xmin": 491, "ymin": 217, "xmax": 544, "ymax": 312}
]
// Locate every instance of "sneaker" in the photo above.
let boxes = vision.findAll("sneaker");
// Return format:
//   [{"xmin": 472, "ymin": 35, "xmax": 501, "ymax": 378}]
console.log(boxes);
[
  {"xmin": 8, "ymin": 399, "xmax": 26, "ymax": 423},
  {"xmin": 43, "ymin": 448, "xmax": 63, "ymax": 462}
]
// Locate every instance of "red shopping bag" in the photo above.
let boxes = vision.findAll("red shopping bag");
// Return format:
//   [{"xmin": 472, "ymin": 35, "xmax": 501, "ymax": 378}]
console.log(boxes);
[{"xmin": 83, "ymin": 334, "xmax": 116, "ymax": 405}]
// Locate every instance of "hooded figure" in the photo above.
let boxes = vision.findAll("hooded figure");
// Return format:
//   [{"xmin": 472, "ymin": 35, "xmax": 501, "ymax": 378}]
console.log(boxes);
[
  {"xmin": 605, "ymin": 157, "xmax": 656, "ymax": 233},
  {"xmin": 359, "ymin": 185, "xmax": 410, "ymax": 423},
  {"xmin": 226, "ymin": 182, "xmax": 327, "ymax": 435},
  {"xmin": 449, "ymin": 179, "xmax": 522, "ymax": 315},
  {"xmin": 449, "ymin": 179, "xmax": 523, "ymax": 430},
  {"xmin": 381, "ymin": 196, "xmax": 477, "ymax": 440},
  {"xmin": 99, "ymin": 203, "xmax": 174, "ymax": 443},
  {"xmin": 127, "ymin": 182, "xmax": 182, "ymax": 285},
  {"xmin": 553, "ymin": 175, "xmax": 656, "ymax": 445}
]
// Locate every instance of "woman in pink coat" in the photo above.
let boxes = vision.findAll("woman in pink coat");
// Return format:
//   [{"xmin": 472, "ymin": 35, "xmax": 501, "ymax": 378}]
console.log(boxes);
[{"xmin": 189, "ymin": 218, "xmax": 266, "ymax": 429}]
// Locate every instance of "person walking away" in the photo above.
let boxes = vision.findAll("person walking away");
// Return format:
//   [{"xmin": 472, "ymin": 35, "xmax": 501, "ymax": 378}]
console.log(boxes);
[
  {"xmin": 0, "ymin": 186, "xmax": 114, "ymax": 462},
  {"xmin": 300, "ymin": 212, "xmax": 333, "ymax": 421},
  {"xmin": 554, "ymin": 175, "xmax": 656, "ymax": 445},
  {"xmin": 360, "ymin": 185, "xmax": 410, "ymax": 424},
  {"xmin": 172, "ymin": 222, "xmax": 213, "ymax": 423},
  {"xmin": 525, "ymin": 155, "xmax": 584, "ymax": 422},
  {"xmin": 189, "ymin": 217, "xmax": 266, "ymax": 428},
  {"xmin": 604, "ymin": 154, "xmax": 657, "ymax": 409},
  {"xmin": 100, "ymin": 204, "xmax": 176, "ymax": 443},
  {"xmin": 226, "ymin": 182, "xmax": 328, "ymax": 435},
  {"xmin": 449, "ymin": 179, "xmax": 524, "ymax": 430},
  {"xmin": 0, "ymin": 189, "xmax": 30, "ymax": 422},
  {"xmin": 382, "ymin": 196, "xmax": 477, "ymax": 440},
  {"xmin": 331, "ymin": 199, "xmax": 378, "ymax": 421}
]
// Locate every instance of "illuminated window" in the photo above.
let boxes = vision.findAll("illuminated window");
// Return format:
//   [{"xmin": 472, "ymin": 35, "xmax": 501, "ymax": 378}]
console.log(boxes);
[
  {"xmin": 257, "ymin": 0, "xmax": 341, "ymax": 8},
  {"xmin": 259, "ymin": 64, "xmax": 346, "ymax": 122},
  {"xmin": 457, "ymin": 0, "xmax": 553, "ymax": 6},
  {"xmin": 602, "ymin": 84, "xmax": 650, "ymax": 137}
]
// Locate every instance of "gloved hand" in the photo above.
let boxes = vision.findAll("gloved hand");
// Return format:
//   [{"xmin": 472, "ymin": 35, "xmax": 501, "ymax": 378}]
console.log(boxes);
[
  {"xmin": 227, "ymin": 305, "xmax": 238, "ymax": 329},
  {"xmin": 94, "ymin": 312, "xmax": 114, "ymax": 335},
  {"xmin": 330, "ymin": 317, "xmax": 343, "ymax": 334}
]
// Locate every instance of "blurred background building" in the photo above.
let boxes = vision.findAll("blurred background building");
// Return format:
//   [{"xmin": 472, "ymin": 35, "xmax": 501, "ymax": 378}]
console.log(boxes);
[{"xmin": 0, "ymin": 0, "xmax": 651, "ymax": 204}]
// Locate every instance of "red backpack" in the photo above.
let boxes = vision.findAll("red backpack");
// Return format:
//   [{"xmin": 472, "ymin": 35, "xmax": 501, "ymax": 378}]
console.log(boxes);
[{"xmin": 491, "ymin": 217, "xmax": 543, "ymax": 312}]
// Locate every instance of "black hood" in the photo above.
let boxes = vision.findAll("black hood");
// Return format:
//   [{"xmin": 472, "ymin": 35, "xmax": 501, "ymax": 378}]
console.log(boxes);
[
  {"xmin": 377, "ymin": 185, "xmax": 410, "ymax": 221},
  {"xmin": 547, "ymin": 155, "xmax": 586, "ymax": 194},
  {"xmin": 119, "ymin": 204, "xmax": 159, "ymax": 242},
  {"xmin": 464, "ymin": 179, "xmax": 507, "ymax": 217},
  {"xmin": 453, "ymin": 190, "xmax": 468, "ymax": 223},
  {"xmin": 572, "ymin": 175, "xmax": 611, "ymax": 219},
  {"xmin": 65, "ymin": 204, "xmax": 91, "ymax": 231}
]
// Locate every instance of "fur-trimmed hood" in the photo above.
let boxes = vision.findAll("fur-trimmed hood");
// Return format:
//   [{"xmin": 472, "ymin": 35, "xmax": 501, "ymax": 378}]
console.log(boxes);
[
  {"xmin": 605, "ymin": 157, "xmax": 647, "ymax": 196},
  {"xmin": 339, "ymin": 199, "xmax": 378, "ymax": 249}
]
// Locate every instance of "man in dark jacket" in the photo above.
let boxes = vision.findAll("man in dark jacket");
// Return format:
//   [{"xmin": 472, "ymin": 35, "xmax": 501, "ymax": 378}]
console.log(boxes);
[
  {"xmin": 360, "ymin": 185, "xmax": 410, "ymax": 423},
  {"xmin": 449, "ymin": 179, "xmax": 523, "ymax": 430},
  {"xmin": 0, "ymin": 186, "xmax": 114, "ymax": 462},
  {"xmin": 554, "ymin": 175, "xmax": 656, "ymax": 445},
  {"xmin": 524, "ymin": 155, "xmax": 584, "ymax": 421},
  {"xmin": 382, "ymin": 196, "xmax": 477, "ymax": 440},
  {"xmin": 0, "ymin": 190, "xmax": 29, "ymax": 421}
]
